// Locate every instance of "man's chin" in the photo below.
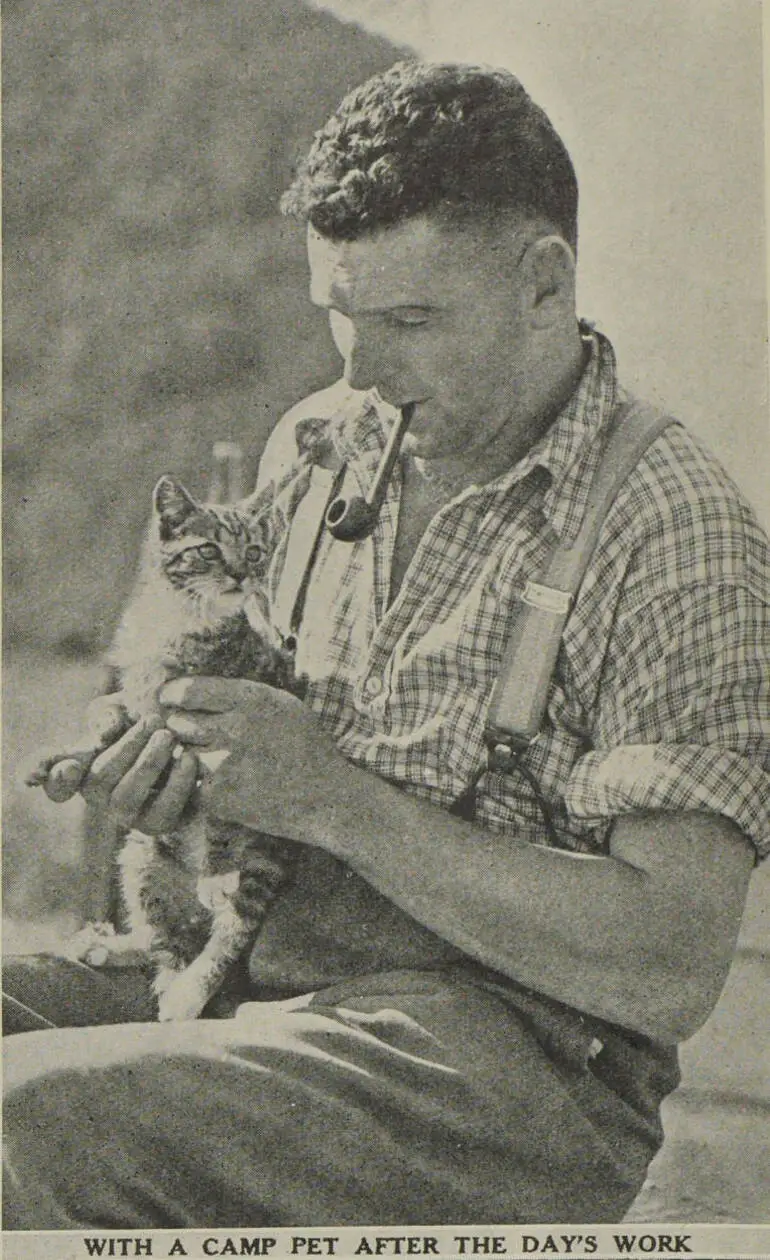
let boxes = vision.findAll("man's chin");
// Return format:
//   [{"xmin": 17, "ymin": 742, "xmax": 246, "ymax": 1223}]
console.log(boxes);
[
  {"xmin": 403, "ymin": 424, "xmax": 459, "ymax": 463},
  {"xmin": 400, "ymin": 403, "xmax": 444, "ymax": 456}
]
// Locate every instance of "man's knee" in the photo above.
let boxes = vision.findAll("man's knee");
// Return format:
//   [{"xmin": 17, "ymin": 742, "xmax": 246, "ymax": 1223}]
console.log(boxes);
[{"xmin": 3, "ymin": 1019, "xmax": 233, "ymax": 1097}]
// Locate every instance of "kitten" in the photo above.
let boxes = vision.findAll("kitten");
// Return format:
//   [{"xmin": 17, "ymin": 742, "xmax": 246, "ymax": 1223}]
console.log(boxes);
[{"xmin": 28, "ymin": 474, "xmax": 303, "ymax": 1020}]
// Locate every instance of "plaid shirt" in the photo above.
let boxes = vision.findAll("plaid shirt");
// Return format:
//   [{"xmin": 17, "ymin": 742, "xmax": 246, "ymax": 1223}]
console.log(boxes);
[{"xmin": 258, "ymin": 327, "xmax": 770, "ymax": 859}]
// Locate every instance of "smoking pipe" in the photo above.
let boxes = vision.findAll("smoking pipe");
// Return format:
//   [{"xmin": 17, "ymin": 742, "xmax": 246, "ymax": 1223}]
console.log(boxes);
[{"xmin": 325, "ymin": 403, "xmax": 414, "ymax": 542}]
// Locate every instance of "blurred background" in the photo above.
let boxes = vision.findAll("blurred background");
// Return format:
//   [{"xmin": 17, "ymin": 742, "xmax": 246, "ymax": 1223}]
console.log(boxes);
[
  {"xmin": 3, "ymin": 0, "xmax": 768, "ymax": 1220},
  {"xmin": 4, "ymin": 0, "xmax": 405, "ymax": 924}
]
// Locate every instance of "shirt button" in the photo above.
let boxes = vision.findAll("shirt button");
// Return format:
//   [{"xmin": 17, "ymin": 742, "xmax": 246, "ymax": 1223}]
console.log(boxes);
[{"xmin": 364, "ymin": 676, "xmax": 384, "ymax": 699}]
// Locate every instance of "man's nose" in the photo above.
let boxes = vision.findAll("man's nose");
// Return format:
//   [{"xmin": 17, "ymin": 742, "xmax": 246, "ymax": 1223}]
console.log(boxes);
[{"xmin": 344, "ymin": 327, "xmax": 389, "ymax": 393}]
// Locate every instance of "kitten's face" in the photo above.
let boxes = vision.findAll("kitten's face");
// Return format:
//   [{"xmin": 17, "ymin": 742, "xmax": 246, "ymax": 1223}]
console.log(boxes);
[{"xmin": 152, "ymin": 476, "xmax": 271, "ymax": 622}]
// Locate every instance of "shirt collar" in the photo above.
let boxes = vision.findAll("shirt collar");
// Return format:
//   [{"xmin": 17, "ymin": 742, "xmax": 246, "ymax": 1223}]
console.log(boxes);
[
  {"xmin": 461, "ymin": 322, "xmax": 620, "ymax": 544},
  {"xmin": 525, "ymin": 322, "xmax": 619, "ymax": 543},
  {"xmin": 332, "ymin": 394, "xmax": 392, "ymax": 492}
]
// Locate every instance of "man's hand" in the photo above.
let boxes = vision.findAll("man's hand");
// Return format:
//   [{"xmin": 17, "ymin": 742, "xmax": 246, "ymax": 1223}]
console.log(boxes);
[
  {"xmin": 26, "ymin": 692, "xmax": 200, "ymax": 833},
  {"xmin": 80, "ymin": 715, "xmax": 200, "ymax": 834},
  {"xmin": 159, "ymin": 676, "xmax": 351, "ymax": 843}
]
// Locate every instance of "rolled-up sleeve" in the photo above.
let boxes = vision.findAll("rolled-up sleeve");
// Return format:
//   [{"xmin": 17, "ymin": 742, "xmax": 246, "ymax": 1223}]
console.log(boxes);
[{"xmin": 564, "ymin": 581, "xmax": 770, "ymax": 859}]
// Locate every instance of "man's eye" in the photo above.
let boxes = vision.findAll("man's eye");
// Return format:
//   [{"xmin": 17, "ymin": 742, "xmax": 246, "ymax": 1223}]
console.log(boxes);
[{"xmin": 389, "ymin": 309, "xmax": 431, "ymax": 328}]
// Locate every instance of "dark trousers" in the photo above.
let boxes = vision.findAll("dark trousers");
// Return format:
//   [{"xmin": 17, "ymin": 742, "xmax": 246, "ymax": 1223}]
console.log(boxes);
[{"xmin": 2, "ymin": 954, "xmax": 678, "ymax": 1229}]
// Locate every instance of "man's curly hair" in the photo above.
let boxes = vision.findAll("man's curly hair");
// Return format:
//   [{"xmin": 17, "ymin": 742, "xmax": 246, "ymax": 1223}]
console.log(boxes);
[{"xmin": 281, "ymin": 61, "xmax": 578, "ymax": 249}]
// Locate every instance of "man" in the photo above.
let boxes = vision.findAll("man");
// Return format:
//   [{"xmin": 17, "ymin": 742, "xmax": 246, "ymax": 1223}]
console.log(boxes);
[{"xmin": 4, "ymin": 61, "xmax": 769, "ymax": 1227}]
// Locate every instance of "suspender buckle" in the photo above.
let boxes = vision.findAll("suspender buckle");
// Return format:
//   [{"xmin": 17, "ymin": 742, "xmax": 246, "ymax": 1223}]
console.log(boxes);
[{"xmin": 484, "ymin": 727, "xmax": 534, "ymax": 773}]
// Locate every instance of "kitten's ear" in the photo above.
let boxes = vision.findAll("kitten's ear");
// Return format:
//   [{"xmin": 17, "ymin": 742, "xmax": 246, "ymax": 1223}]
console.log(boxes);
[{"xmin": 153, "ymin": 475, "xmax": 200, "ymax": 540}]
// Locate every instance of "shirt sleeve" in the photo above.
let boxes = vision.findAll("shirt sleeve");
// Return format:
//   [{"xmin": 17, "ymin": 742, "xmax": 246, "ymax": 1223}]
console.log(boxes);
[{"xmin": 564, "ymin": 580, "xmax": 770, "ymax": 859}]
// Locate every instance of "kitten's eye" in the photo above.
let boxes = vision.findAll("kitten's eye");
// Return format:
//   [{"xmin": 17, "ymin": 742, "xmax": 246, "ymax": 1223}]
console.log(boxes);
[
  {"xmin": 197, "ymin": 543, "xmax": 221, "ymax": 561},
  {"xmin": 245, "ymin": 544, "xmax": 264, "ymax": 566}
]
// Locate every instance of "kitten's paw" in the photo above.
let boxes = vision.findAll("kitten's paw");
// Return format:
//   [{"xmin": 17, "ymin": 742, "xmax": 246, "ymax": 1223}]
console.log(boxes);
[
  {"xmin": 196, "ymin": 870, "xmax": 240, "ymax": 911},
  {"xmin": 155, "ymin": 971, "xmax": 211, "ymax": 1021},
  {"xmin": 64, "ymin": 922, "xmax": 153, "ymax": 968},
  {"xmin": 63, "ymin": 922, "xmax": 117, "ymax": 967}
]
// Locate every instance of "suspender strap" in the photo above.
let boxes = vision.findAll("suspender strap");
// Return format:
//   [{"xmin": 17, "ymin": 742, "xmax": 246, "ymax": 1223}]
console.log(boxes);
[
  {"xmin": 271, "ymin": 465, "xmax": 345, "ymax": 643},
  {"xmin": 484, "ymin": 397, "xmax": 677, "ymax": 771}
]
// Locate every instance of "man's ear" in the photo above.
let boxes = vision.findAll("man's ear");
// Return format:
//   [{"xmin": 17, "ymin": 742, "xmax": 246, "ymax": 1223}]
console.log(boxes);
[{"xmin": 520, "ymin": 235, "xmax": 576, "ymax": 328}]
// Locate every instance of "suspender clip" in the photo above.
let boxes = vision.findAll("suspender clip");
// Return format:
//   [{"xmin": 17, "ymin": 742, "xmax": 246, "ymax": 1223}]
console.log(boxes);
[{"xmin": 484, "ymin": 727, "xmax": 534, "ymax": 773}]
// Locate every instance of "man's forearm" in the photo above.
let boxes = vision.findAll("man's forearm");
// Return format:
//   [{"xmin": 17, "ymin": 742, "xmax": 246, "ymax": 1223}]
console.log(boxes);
[
  {"xmin": 169, "ymin": 675, "xmax": 754, "ymax": 1043},
  {"xmin": 304, "ymin": 763, "xmax": 754, "ymax": 1043}
]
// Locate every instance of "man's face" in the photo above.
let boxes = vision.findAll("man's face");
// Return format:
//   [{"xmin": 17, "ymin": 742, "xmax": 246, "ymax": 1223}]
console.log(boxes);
[{"xmin": 307, "ymin": 215, "xmax": 538, "ymax": 461}]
